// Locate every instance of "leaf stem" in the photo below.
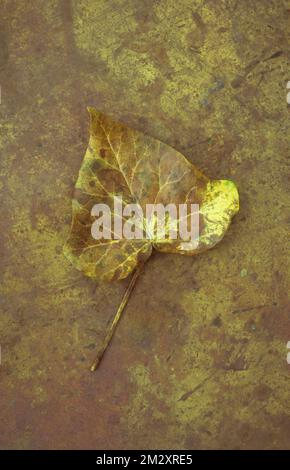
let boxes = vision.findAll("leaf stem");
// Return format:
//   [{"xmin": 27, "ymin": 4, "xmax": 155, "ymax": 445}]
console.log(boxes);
[{"xmin": 90, "ymin": 265, "xmax": 143, "ymax": 371}]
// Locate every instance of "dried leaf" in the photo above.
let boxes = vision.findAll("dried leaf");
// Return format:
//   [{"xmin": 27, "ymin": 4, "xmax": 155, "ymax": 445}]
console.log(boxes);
[
  {"xmin": 64, "ymin": 108, "xmax": 239, "ymax": 281},
  {"xmin": 64, "ymin": 108, "xmax": 239, "ymax": 370}
]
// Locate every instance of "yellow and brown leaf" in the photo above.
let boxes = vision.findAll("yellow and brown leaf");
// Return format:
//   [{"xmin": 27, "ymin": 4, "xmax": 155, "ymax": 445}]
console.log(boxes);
[{"xmin": 64, "ymin": 108, "xmax": 239, "ymax": 281}]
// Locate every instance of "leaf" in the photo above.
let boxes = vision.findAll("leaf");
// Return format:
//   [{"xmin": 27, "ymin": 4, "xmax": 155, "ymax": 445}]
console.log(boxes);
[
  {"xmin": 63, "ymin": 108, "xmax": 239, "ymax": 370},
  {"xmin": 64, "ymin": 108, "xmax": 239, "ymax": 282}
]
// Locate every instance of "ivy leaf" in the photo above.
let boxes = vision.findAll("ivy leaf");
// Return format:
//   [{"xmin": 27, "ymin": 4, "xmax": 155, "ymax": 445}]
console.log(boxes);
[
  {"xmin": 64, "ymin": 108, "xmax": 239, "ymax": 280},
  {"xmin": 64, "ymin": 108, "xmax": 239, "ymax": 370}
]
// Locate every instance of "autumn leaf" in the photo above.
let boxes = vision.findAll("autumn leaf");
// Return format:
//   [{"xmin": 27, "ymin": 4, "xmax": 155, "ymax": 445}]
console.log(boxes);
[{"xmin": 64, "ymin": 108, "xmax": 239, "ymax": 370}]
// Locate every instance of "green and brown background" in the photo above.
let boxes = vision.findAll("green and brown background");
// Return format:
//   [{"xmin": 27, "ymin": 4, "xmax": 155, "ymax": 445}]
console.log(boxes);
[{"xmin": 0, "ymin": 0, "xmax": 289, "ymax": 449}]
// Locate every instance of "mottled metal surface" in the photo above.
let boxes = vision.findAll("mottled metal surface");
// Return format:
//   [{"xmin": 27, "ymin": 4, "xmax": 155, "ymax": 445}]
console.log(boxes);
[{"xmin": 0, "ymin": 0, "xmax": 289, "ymax": 449}]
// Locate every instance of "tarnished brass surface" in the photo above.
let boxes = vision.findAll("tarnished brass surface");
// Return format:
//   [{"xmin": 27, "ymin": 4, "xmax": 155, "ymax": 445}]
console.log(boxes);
[{"xmin": 0, "ymin": 0, "xmax": 289, "ymax": 449}]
